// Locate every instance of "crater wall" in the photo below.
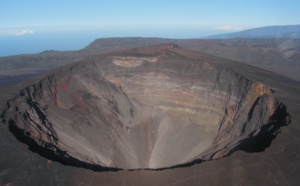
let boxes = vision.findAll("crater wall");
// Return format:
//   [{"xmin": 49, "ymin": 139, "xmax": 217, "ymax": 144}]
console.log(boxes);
[{"xmin": 1, "ymin": 46, "xmax": 288, "ymax": 169}]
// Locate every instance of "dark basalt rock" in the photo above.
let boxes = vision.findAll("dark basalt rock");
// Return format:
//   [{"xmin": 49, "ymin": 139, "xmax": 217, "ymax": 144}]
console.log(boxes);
[{"xmin": 1, "ymin": 45, "xmax": 289, "ymax": 170}]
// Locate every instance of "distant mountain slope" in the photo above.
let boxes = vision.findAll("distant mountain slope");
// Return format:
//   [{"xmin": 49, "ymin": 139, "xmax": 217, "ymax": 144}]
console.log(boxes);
[
  {"xmin": 84, "ymin": 37, "xmax": 177, "ymax": 51},
  {"xmin": 85, "ymin": 37, "xmax": 300, "ymax": 65},
  {"xmin": 1, "ymin": 37, "xmax": 300, "ymax": 89},
  {"xmin": 180, "ymin": 38, "xmax": 300, "ymax": 65},
  {"xmin": 206, "ymin": 25, "xmax": 300, "ymax": 39},
  {"xmin": 2, "ymin": 37, "xmax": 299, "ymax": 71}
]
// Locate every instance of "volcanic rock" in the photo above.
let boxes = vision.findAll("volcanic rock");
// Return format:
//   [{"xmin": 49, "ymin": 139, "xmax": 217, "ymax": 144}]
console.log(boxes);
[{"xmin": 1, "ymin": 45, "xmax": 288, "ymax": 170}]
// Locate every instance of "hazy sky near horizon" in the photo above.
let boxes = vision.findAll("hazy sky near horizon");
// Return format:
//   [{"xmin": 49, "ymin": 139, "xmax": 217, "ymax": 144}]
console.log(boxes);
[{"xmin": 1, "ymin": 0, "xmax": 300, "ymax": 56}]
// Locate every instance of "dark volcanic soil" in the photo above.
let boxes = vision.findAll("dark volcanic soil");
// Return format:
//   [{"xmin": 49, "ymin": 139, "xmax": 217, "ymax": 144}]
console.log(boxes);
[{"xmin": 0, "ymin": 45, "xmax": 298, "ymax": 185}]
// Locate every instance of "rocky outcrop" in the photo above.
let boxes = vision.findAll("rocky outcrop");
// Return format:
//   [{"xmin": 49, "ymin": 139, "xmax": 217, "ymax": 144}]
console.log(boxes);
[{"xmin": 1, "ymin": 45, "xmax": 289, "ymax": 169}]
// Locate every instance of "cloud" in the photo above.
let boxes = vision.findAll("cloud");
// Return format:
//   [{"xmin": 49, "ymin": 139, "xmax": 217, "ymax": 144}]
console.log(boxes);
[
  {"xmin": 14, "ymin": 29, "xmax": 34, "ymax": 36},
  {"xmin": 214, "ymin": 25, "xmax": 248, "ymax": 31},
  {"xmin": 0, "ymin": 29, "xmax": 35, "ymax": 36}
]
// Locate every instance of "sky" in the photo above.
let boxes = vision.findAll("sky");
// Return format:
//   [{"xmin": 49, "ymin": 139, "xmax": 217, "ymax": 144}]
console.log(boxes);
[{"xmin": 1, "ymin": 0, "xmax": 300, "ymax": 56}]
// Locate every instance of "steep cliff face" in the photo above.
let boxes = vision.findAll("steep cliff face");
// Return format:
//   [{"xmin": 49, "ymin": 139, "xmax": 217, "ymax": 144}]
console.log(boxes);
[{"xmin": 1, "ymin": 45, "xmax": 288, "ymax": 169}]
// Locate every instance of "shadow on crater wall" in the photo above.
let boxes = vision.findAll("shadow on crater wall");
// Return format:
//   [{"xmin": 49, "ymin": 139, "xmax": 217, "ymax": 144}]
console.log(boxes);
[{"xmin": 229, "ymin": 104, "xmax": 290, "ymax": 154}]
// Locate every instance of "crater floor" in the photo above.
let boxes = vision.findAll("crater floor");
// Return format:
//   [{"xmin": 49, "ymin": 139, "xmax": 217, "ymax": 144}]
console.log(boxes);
[{"xmin": 1, "ymin": 45, "xmax": 289, "ymax": 169}]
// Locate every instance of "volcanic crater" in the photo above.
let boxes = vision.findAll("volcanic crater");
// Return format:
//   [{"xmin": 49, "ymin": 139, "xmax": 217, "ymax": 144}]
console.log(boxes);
[{"xmin": 1, "ymin": 45, "xmax": 289, "ymax": 170}]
